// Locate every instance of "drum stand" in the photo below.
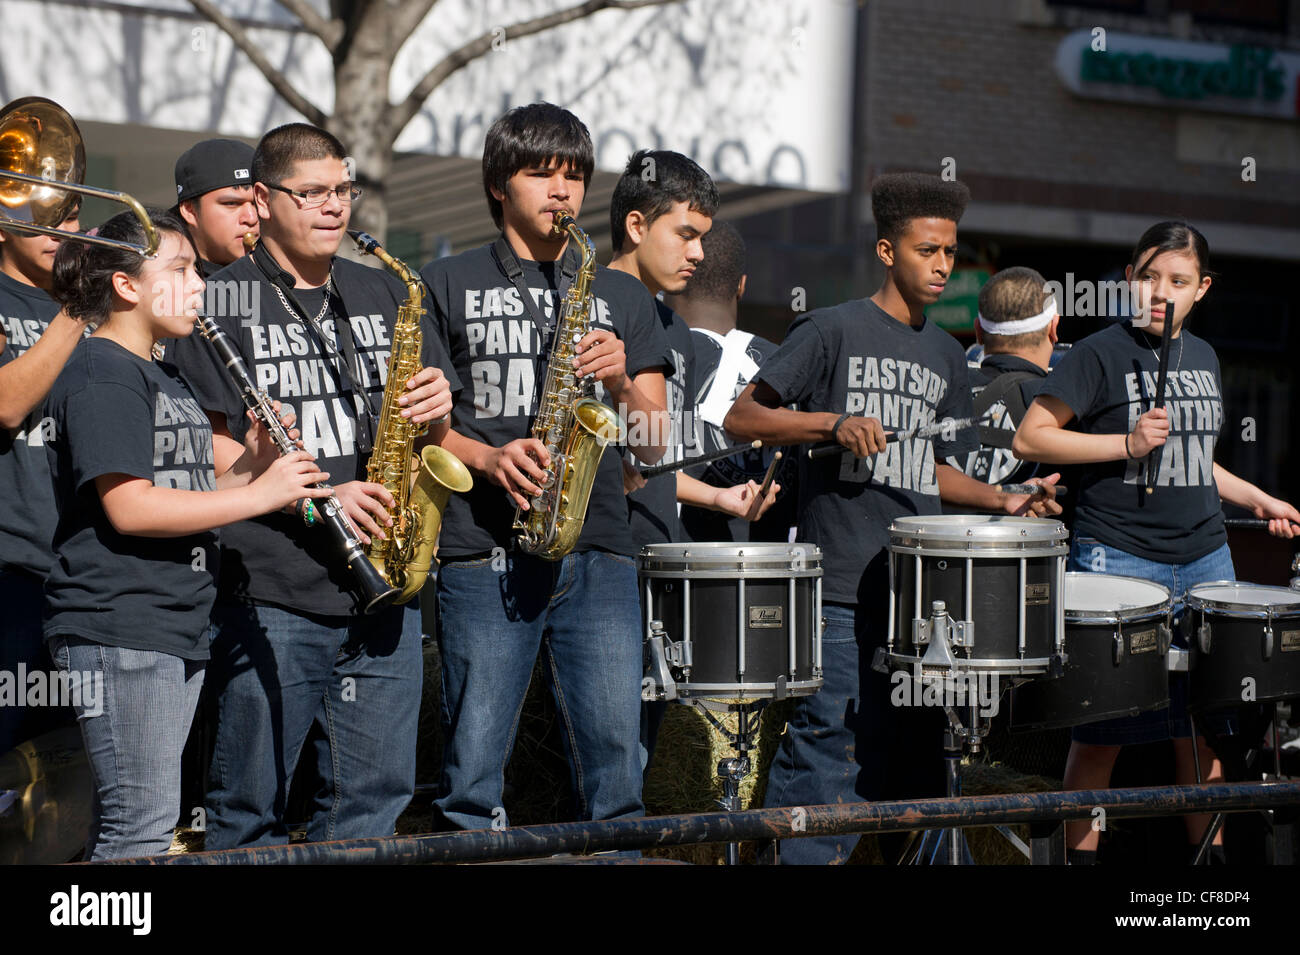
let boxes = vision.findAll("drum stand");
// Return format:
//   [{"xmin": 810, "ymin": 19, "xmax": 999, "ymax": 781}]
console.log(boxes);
[
  {"xmin": 897, "ymin": 705, "xmax": 986, "ymax": 865},
  {"xmin": 692, "ymin": 698, "xmax": 769, "ymax": 866},
  {"xmin": 1188, "ymin": 701, "xmax": 1294, "ymax": 865}
]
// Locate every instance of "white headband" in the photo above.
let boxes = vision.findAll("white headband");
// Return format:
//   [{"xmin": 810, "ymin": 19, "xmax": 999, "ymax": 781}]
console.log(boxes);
[{"xmin": 978, "ymin": 296, "xmax": 1058, "ymax": 336}]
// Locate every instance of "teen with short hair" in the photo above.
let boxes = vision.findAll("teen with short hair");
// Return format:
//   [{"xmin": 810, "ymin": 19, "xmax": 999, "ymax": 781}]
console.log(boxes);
[
  {"xmin": 173, "ymin": 139, "xmax": 259, "ymax": 276},
  {"xmin": 726, "ymin": 173, "xmax": 1058, "ymax": 864},
  {"xmin": 608, "ymin": 150, "xmax": 777, "ymax": 544},
  {"xmin": 167, "ymin": 123, "xmax": 456, "ymax": 848},
  {"xmin": 665, "ymin": 221, "xmax": 796, "ymax": 543},
  {"xmin": 947, "ymin": 266, "xmax": 1060, "ymax": 489},
  {"xmin": 424, "ymin": 103, "xmax": 670, "ymax": 830}
]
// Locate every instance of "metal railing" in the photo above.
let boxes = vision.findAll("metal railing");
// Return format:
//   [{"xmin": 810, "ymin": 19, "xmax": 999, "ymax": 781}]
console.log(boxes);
[{"xmin": 97, "ymin": 780, "xmax": 1300, "ymax": 865}]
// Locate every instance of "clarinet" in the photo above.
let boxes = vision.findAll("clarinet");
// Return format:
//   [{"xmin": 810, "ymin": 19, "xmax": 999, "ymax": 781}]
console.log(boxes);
[{"xmin": 194, "ymin": 315, "xmax": 400, "ymax": 614}]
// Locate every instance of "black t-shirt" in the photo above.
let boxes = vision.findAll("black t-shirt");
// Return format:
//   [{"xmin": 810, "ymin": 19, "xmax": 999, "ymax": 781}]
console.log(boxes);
[
  {"xmin": 421, "ymin": 242, "xmax": 670, "ymax": 558},
  {"xmin": 947, "ymin": 352, "xmax": 1048, "ymax": 487},
  {"xmin": 755, "ymin": 299, "xmax": 978, "ymax": 605},
  {"xmin": 166, "ymin": 253, "xmax": 458, "ymax": 615},
  {"xmin": 626, "ymin": 300, "xmax": 694, "ymax": 547},
  {"xmin": 0, "ymin": 273, "xmax": 64, "ymax": 576},
  {"xmin": 43, "ymin": 338, "xmax": 218, "ymax": 658},
  {"xmin": 1035, "ymin": 321, "xmax": 1226, "ymax": 562},
  {"xmin": 681, "ymin": 327, "xmax": 797, "ymax": 543}
]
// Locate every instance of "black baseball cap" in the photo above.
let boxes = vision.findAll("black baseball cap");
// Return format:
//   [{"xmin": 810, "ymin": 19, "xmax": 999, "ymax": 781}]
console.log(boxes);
[{"xmin": 174, "ymin": 139, "xmax": 255, "ymax": 204}]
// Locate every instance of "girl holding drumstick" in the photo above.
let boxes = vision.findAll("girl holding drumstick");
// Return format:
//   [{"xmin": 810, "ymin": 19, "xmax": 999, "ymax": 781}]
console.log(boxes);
[
  {"xmin": 1014, "ymin": 220, "xmax": 1299, "ymax": 864},
  {"xmin": 43, "ymin": 208, "xmax": 331, "ymax": 859}
]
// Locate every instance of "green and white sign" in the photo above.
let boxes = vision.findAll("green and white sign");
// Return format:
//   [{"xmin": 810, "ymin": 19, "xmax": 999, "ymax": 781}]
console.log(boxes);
[
  {"xmin": 1055, "ymin": 29, "xmax": 1300, "ymax": 120},
  {"xmin": 926, "ymin": 268, "xmax": 989, "ymax": 334}
]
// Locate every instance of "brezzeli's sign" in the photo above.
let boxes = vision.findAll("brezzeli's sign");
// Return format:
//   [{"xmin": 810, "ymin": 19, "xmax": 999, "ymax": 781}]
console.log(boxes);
[{"xmin": 1055, "ymin": 29, "xmax": 1300, "ymax": 119}]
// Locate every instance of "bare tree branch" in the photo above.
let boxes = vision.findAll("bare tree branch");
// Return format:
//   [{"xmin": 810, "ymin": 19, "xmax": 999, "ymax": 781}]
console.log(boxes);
[
  {"xmin": 388, "ymin": 0, "xmax": 681, "ymax": 135},
  {"xmin": 391, "ymin": 0, "xmax": 441, "ymax": 44},
  {"xmin": 277, "ymin": 0, "xmax": 344, "ymax": 50},
  {"xmin": 188, "ymin": 0, "xmax": 328, "ymax": 126}
]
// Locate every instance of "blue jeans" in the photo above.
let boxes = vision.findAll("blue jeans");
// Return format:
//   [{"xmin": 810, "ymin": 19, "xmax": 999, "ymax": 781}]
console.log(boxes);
[
  {"xmin": 48, "ymin": 635, "xmax": 204, "ymax": 860},
  {"xmin": 763, "ymin": 602, "xmax": 944, "ymax": 865},
  {"xmin": 202, "ymin": 600, "xmax": 422, "ymax": 849},
  {"xmin": 1, "ymin": 569, "xmax": 74, "ymax": 753},
  {"xmin": 1068, "ymin": 537, "xmax": 1235, "ymax": 744},
  {"xmin": 435, "ymin": 550, "xmax": 644, "ymax": 830}
]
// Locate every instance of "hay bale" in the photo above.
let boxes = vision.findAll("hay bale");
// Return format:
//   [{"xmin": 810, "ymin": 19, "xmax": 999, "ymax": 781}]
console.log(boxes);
[{"xmin": 642, "ymin": 699, "xmax": 792, "ymax": 865}]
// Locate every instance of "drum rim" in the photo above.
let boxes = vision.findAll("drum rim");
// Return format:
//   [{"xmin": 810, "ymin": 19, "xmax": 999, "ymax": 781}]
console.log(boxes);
[
  {"xmin": 638, "ymin": 541, "xmax": 824, "ymax": 573},
  {"xmin": 639, "ymin": 542, "xmax": 824, "ymax": 557},
  {"xmin": 1063, "ymin": 572, "xmax": 1172, "ymax": 622},
  {"xmin": 1185, "ymin": 579, "xmax": 1300, "ymax": 616},
  {"xmin": 889, "ymin": 514, "xmax": 1068, "ymax": 544},
  {"xmin": 888, "ymin": 541, "xmax": 1069, "ymax": 557},
  {"xmin": 639, "ymin": 568, "xmax": 824, "ymax": 578}
]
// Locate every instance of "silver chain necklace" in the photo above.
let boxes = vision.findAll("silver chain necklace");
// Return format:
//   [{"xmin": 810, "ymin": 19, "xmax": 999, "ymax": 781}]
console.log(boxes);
[
  {"xmin": 1140, "ymin": 327, "xmax": 1183, "ymax": 396},
  {"xmin": 273, "ymin": 271, "xmax": 333, "ymax": 328}
]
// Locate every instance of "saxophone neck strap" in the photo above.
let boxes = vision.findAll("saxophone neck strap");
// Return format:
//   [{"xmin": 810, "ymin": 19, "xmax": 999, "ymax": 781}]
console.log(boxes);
[
  {"xmin": 250, "ymin": 241, "xmax": 377, "ymax": 452},
  {"xmin": 491, "ymin": 234, "xmax": 580, "ymax": 348}
]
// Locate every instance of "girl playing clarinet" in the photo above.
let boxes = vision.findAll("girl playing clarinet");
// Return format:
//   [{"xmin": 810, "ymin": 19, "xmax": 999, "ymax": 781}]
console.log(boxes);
[{"xmin": 43, "ymin": 208, "xmax": 330, "ymax": 859}]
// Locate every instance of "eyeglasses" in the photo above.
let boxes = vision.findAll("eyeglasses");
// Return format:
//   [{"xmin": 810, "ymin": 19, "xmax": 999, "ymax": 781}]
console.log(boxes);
[{"xmin": 267, "ymin": 182, "xmax": 362, "ymax": 209}]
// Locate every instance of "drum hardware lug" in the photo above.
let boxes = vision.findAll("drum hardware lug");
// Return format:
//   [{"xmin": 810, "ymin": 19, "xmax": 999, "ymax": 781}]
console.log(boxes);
[
  {"xmin": 1263, "ymin": 622, "xmax": 1274, "ymax": 661},
  {"xmin": 774, "ymin": 675, "xmax": 788, "ymax": 700},
  {"xmin": 1166, "ymin": 646, "xmax": 1189, "ymax": 673},
  {"xmin": 1158, "ymin": 623, "xmax": 1173, "ymax": 656},
  {"xmin": 1047, "ymin": 653, "xmax": 1066, "ymax": 678},
  {"xmin": 871, "ymin": 647, "xmax": 891, "ymax": 675},
  {"xmin": 1198, "ymin": 621, "xmax": 1212, "ymax": 655},
  {"xmin": 913, "ymin": 618, "xmax": 931, "ymax": 647},
  {"xmin": 1112, "ymin": 628, "xmax": 1124, "ymax": 666},
  {"xmin": 920, "ymin": 601, "xmax": 958, "ymax": 673},
  {"xmin": 951, "ymin": 621, "xmax": 974, "ymax": 649},
  {"xmin": 645, "ymin": 620, "xmax": 679, "ymax": 703},
  {"xmin": 665, "ymin": 639, "xmax": 692, "ymax": 670}
]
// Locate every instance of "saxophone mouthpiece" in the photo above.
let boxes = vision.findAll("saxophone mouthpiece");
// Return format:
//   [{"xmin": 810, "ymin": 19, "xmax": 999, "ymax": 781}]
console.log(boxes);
[
  {"xmin": 551, "ymin": 210, "xmax": 576, "ymax": 235},
  {"xmin": 349, "ymin": 230, "xmax": 379, "ymax": 254}
]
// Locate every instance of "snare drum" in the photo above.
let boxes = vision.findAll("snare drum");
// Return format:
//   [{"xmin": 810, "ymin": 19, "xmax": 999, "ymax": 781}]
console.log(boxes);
[
  {"xmin": 1010, "ymin": 574, "xmax": 1172, "ymax": 731},
  {"xmin": 885, "ymin": 516, "xmax": 1067, "ymax": 677},
  {"xmin": 1185, "ymin": 582, "xmax": 1300, "ymax": 710},
  {"xmin": 639, "ymin": 543, "xmax": 823, "ymax": 701}
]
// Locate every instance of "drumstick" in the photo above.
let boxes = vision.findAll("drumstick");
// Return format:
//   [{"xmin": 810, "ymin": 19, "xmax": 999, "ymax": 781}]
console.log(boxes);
[
  {"xmin": 1000, "ymin": 483, "xmax": 1068, "ymax": 497},
  {"xmin": 744, "ymin": 451, "xmax": 782, "ymax": 521},
  {"xmin": 1145, "ymin": 299, "xmax": 1174, "ymax": 495},
  {"xmin": 1224, "ymin": 518, "xmax": 1300, "ymax": 532},
  {"xmin": 807, "ymin": 417, "xmax": 974, "ymax": 460},
  {"xmin": 638, "ymin": 440, "xmax": 761, "ymax": 479}
]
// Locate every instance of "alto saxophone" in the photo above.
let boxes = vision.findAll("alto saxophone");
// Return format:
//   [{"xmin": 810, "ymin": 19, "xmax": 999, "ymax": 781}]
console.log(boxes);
[
  {"xmin": 512, "ymin": 212, "xmax": 626, "ymax": 559},
  {"xmin": 350, "ymin": 230, "xmax": 473, "ymax": 602}
]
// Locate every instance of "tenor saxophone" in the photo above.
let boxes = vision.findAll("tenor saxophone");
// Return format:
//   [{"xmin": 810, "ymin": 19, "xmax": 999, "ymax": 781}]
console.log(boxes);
[
  {"xmin": 512, "ymin": 212, "xmax": 626, "ymax": 559},
  {"xmin": 350, "ymin": 230, "xmax": 473, "ymax": 603}
]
